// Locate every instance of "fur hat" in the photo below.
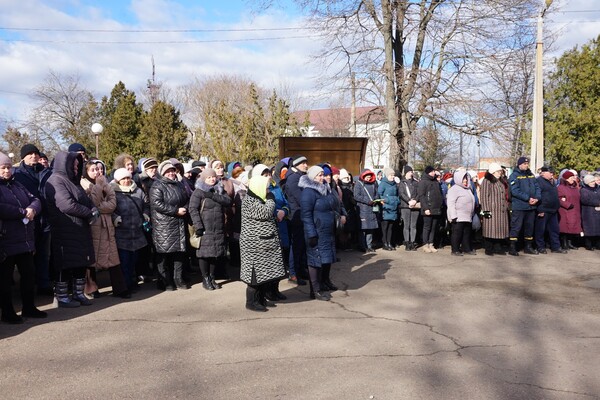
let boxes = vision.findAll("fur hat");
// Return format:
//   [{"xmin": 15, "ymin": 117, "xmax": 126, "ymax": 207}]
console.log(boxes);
[
  {"xmin": 114, "ymin": 168, "xmax": 131, "ymax": 182},
  {"xmin": 142, "ymin": 158, "xmax": 158, "ymax": 171},
  {"xmin": 339, "ymin": 168, "xmax": 351, "ymax": 183},
  {"xmin": 563, "ymin": 170, "xmax": 575, "ymax": 180},
  {"xmin": 488, "ymin": 163, "xmax": 503, "ymax": 174},
  {"xmin": 20, "ymin": 144, "xmax": 40, "ymax": 160},
  {"xmin": 158, "ymin": 160, "xmax": 176, "ymax": 176},
  {"xmin": 0, "ymin": 151, "xmax": 12, "ymax": 166},
  {"xmin": 68, "ymin": 143, "xmax": 86, "ymax": 153},
  {"xmin": 583, "ymin": 174, "xmax": 595, "ymax": 185},
  {"xmin": 307, "ymin": 165, "xmax": 324, "ymax": 180},
  {"xmin": 517, "ymin": 156, "xmax": 530, "ymax": 166},
  {"xmin": 200, "ymin": 167, "xmax": 217, "ymax": 181}
]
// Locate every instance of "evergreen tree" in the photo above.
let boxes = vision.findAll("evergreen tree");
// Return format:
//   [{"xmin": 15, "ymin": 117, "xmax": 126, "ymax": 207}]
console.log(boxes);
[
  {"xmin": 98, "ymin": 82, "xmax": 144, "ymax": 166},
  {"xmin": 141, "ymin": 100, "xmax": 190, "ymax": 161},
  {"xmin": 1, "ymin": 127, "xmax": 40, "ymax": 161},
  {"xmin": 545, "ymin": 36, "xmax": 600, "ymax": 170}
]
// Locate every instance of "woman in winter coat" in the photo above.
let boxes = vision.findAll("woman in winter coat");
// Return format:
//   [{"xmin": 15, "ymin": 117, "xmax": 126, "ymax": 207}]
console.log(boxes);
[
  {"xmin": 579, "ymin": 174, "xmax": 600, "ymax": 250},
  {"xmin": 189, "ymin": 168, "xmax": 232, "ymax": 291},
  {"xmin": 339, "ymin": 168, "xmax": 359, "ymax": 250},
  {"xmin": 81, "ymin": 161, "xmax": 129, "ymax": 299},
  {"xmin": 300, "ymin": 165, "xmax": 340, "ymax": 301},
  {"xmin": 479, "ymin": 163, "xmax": 510, "ymax": 255},
  {"xmin": 558, "ymin": 170, "xmax": 582, "ymax": 250},
  {"xmin": 417, "ymin": 166, "xmax": 444, "ymax": 253},
  {"xmin": 0, "ymin": 152, "xmax": 46, "ymax": 323},
  {"xmin": 239, "ymin": 175, "xmax": 287, "ymax": 311},
  {"xmin": 149, "ymin": 160, "xmax": 190, "ymax": 291},
  {"xmin": 398, "ymin": 165, "xmax": 420, "ymax": 251},
  {"xmin": 377, "ymin": 167, "xmax": 399, "ymax": 250},
  {"xmin": 353, "ymin": 169, "xmax": 379, "ymax": 253},
  {"xmin": 446, "ymin": 170, "xmax": 476, "ymax": 256},
  {"xmin": 45, "ymin": 151, "xmax": 97, "ymax": 308},
  {"xmin": 111, "ymin": 168, "xmax": 149, "ymax": 291}
]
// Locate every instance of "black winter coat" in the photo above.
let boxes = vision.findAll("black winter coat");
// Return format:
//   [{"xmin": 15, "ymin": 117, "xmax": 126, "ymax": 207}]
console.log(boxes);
[
  {"xmin": 0, "ymin": 176, "xmax": 42, "ymax": 256},
  {"xmin": 149, "ymin": 175, "xmax": 189, "ymax": 253},
  {"xmin": 417, "ymin": 174, "xmax": 444, "ymax": 216},
  {"xmin": 536, "ymin": 176, "xmax": 560, "ymax": 213},
  {"xmin": 398, "ymin": 178, "xmax": 419, "ymax": 208},
  {"xmin": 189, "ymin": 181, "xmax": 232, "ymax": 258},
  {"xmin": 13, "ymin": 161, "xmax": 52, "ymax": 233},
  {"xmin": 45, "ymin": 151, "xmax": 95, "ymax": 269}
]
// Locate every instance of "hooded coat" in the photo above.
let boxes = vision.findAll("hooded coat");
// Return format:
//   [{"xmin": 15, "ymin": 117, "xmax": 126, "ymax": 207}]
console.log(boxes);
[
  {"xmin": 446, "ymin": 170, "xmax": 475, "ymax": 223},
  {"xmin": 45, "ymin": 151, "xmax": 96, "ymax": 269},
  {"xmin": 300, "ymin": 175, "xmax": 338, "ymax": 267},
  {"xmin": 353, "ymin": 170, "xmax": 379, "ymax": 230},
  {"xmin": 13, "ymin": 160, "xmax": 52, "ymax": 233},
  {"xmin": 0, "ymin": 174, "xmax": 41, "ymax": 257},
  {"xmin": 479, "ymin": 172, "xmax": 510, "ymax": 239},
  {"xmin": 580, "ymin": 183, "xmax": 600, "ymax": 236},
  {"xmin": 149, "ymin": 172, "xmax": 190, "ymax": 253},
  {"xmin": 239, "ymin": 190, "xmax": 286, "ymax": 285},
  {"xmin": 189, "ymin": 179, "xmax": 232, "ymax": 258}
]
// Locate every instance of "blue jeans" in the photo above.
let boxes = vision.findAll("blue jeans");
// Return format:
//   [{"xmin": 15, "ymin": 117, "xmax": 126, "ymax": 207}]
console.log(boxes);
[{"xmin": 534, "ymin": 211, "xmax": 561, "ymax": 250}]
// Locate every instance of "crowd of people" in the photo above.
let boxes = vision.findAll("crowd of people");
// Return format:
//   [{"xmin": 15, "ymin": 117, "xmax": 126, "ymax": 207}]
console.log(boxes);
[{"xmin": 1, "ymin": 143, "xmax": 600, "ymax": 322}]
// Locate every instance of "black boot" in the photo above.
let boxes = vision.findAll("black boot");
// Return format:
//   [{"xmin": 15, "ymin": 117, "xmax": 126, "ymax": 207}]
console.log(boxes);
[
  {"xmin": 245, "ymin": 286, "xmax": 267, "ymax": 312},
  {"xmin": 508, "ymin": 241, "xmax": 519, "ymax": 256},
  {"xmin": 1, "ymin": 290, "xmax": 23, "ymax": 324},
  {"xmin": 209, "ymin": 275, "xmax": 221, "ymax": 290},
  {"xmin": 321, "ymin": 264, "xmax": 338, "ymax": 292},
  {"xmin": 202, "ymin": 276, "xmax": 214, "ymax": 291},
  {"xmin": 561, "ymin": 235, "xmax": 569, "ymax": 251},
  {"xmin": 484, "ymin": 240, "xmax": 494, "ymax": 256},
  {"xmin": 585, "ymin": 238, "xmax": 594, "ymax": 251},
  {"xmin": 404, "ymin": 241, "xmax": 410, "ymax": 251},
  {"xmin": 524, "ymin": 240, "xmax": 538, "ymax": 255},
  {"xmin": 567, "ymin": 238, "xmax": 578, "ymax": 250}
]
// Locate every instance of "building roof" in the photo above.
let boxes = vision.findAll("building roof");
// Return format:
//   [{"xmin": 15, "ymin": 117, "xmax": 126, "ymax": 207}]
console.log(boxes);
[{"xmin": 293, "ymin": 106, "xmax": 386, "ymax": 136}]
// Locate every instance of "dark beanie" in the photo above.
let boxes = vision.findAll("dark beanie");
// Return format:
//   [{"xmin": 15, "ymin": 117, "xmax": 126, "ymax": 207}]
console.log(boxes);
[
  {"xmin": 424, "ymin": 166, "xmax": 435, "ymax": 175},
  {"xmin": 20, "ymin": 144, "xmax": 40, "ymax": 159},
  {"xmin": 68, "ymin": 143, "xmax": 86, "ymax": 153},
  {"xmin": 517, "ymin": 156, "xmax": 530, "ymax": 166},
  {"xmin": 292, "ymin": 155, "xmax": 307, "ymax": 167},
  {"xmin": 192, "ymin": 160, "xmax": 206, "ymax": 168},
  {"xmin": 403, "ymin": 165, "xmax": 413, "ymax": 175},
  {"xmin": 142, "ymin": 158, "xmax": 159, "ymax": 171}
]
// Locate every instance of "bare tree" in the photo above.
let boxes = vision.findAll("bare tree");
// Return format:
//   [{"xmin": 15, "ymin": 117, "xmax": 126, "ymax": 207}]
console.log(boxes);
[
  {"xmin": 27, "ymin": 70, "xmax": 98, "ymax": 153},
  {"xmin": 258, "ymin": 0, "xmax": 541, "ymax": 170}
]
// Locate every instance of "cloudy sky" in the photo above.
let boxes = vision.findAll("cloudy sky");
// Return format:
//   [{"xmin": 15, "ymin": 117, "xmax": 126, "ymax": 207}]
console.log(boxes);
[{"xmin": 0, "ymin": 0, "xmax": 598, "ymax": 128}]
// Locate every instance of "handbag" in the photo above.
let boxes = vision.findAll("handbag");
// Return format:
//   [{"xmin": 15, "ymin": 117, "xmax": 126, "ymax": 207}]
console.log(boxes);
[
  {"xmin": 360, "ymin": 181, "xmax": 380, "ymax": 213},
  {"xmin": 189, "ymin": 199, "xmax": 205, "ymax": 249}
]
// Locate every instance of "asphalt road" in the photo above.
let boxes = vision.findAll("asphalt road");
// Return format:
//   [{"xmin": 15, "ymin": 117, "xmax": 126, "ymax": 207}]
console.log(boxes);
[{"xmin": 1, "ymin": 246, "xmax": 600, "ymax": 399}]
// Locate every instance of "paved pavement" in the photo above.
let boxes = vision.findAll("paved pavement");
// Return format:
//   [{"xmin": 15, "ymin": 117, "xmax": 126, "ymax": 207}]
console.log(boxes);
[{"xmin": 1, "ymin": 246, "xmax": 600, "ymax": 399}]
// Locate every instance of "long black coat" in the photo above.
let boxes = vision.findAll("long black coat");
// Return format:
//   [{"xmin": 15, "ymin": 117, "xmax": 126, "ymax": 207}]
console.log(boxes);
[
  {"xmin": 580, "ymin": 184, "xmax": 600, "ymax": 236},
  {"xmin": 13, "ymin": 161, "xmax": 52, "ymax": 233},
  {"xmin": 0, "ymin": 176, "xmax": 42, "ymax": 256},
  {"xmin": 149, "ymin": 175, "xmax": 189, "ymax": 253},
  {"xmin": 189, "ymin": 181, "xmax": 232, "ymax": 258},
  {"xmin": 45, "ymin": 151, "xmax": 95, "ymax": 269}
]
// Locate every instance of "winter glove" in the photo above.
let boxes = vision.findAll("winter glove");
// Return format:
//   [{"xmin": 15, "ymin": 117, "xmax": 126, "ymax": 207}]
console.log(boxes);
[
  {"xmin": 308, "ymin": 237, "xmax": 318, "ymax": 248},
  {"xmin": 113, "ymin": 216, "xmax": 122, "ymax": 227},
  {"xmin": 203, "ymin": 190, "xmax": 214, "ymax": 199},
  {"xmin": 195, "ymin": 229, "xmax": 204, "ymax": 237}
]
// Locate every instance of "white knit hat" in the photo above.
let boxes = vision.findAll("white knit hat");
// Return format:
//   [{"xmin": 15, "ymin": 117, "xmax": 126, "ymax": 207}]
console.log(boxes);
[
  {"xmin": 339, "ymin": 168, "xmax": 351, "ymax": 183},
  {"xmin": 114, "ymin": 167, "xmax": 132, "ymax": 182}
]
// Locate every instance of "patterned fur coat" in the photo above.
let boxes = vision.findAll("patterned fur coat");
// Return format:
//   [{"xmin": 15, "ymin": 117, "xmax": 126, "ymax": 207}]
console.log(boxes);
[{"xmin": 239, "ymin": 190, "xmax": 286, "ymax": 285}]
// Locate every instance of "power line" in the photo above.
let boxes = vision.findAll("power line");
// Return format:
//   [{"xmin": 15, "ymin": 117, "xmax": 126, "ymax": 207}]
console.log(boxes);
[
  {"xmin": 0, "ymin": 26, "xmax": 312, "ymax": 33},
  {"xmin": 0, "ymin": 35, "xmax": 319, "ymax": 44}
]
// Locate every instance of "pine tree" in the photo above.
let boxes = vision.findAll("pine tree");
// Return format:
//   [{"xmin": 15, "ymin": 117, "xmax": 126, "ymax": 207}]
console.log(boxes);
[
  {"xmin": 545, "ymin": 36, "xmax": 600, "ymax": 170},
  {"xmin": 141, "ymin": 100, "xmax": 190, "ymax": 161}
]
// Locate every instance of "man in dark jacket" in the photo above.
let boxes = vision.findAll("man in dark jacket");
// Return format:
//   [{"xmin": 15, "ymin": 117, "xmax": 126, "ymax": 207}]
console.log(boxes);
[
  {"xmin": 534, "ymin": 166, "xmax": 566, "ymax": 254},
  {"xmin": 508, "ymin": 156, "xmax": 541, "ymax": 255},
  {"xmin": 13, "ymin": 144, "xmax": 53, "ymax": 296},
  {"xmin": 283, "ymin": 155, "xmax": 309, "ymax": 285}
]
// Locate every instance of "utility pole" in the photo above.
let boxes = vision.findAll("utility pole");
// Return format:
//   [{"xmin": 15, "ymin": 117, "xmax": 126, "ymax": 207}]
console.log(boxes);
[{"xmin": 531, "ymin": 0, "xmax": 553, "ymax": 172}]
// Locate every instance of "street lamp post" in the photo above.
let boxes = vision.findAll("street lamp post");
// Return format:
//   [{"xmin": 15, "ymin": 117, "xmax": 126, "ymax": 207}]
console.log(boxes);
[
  {"xmin": 531, "ymin": 0, "xmax": 553, "ymax": 173},
  {"xmin": 91, "ymin": 123, "xmax": 103, "ymax": 159}
]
